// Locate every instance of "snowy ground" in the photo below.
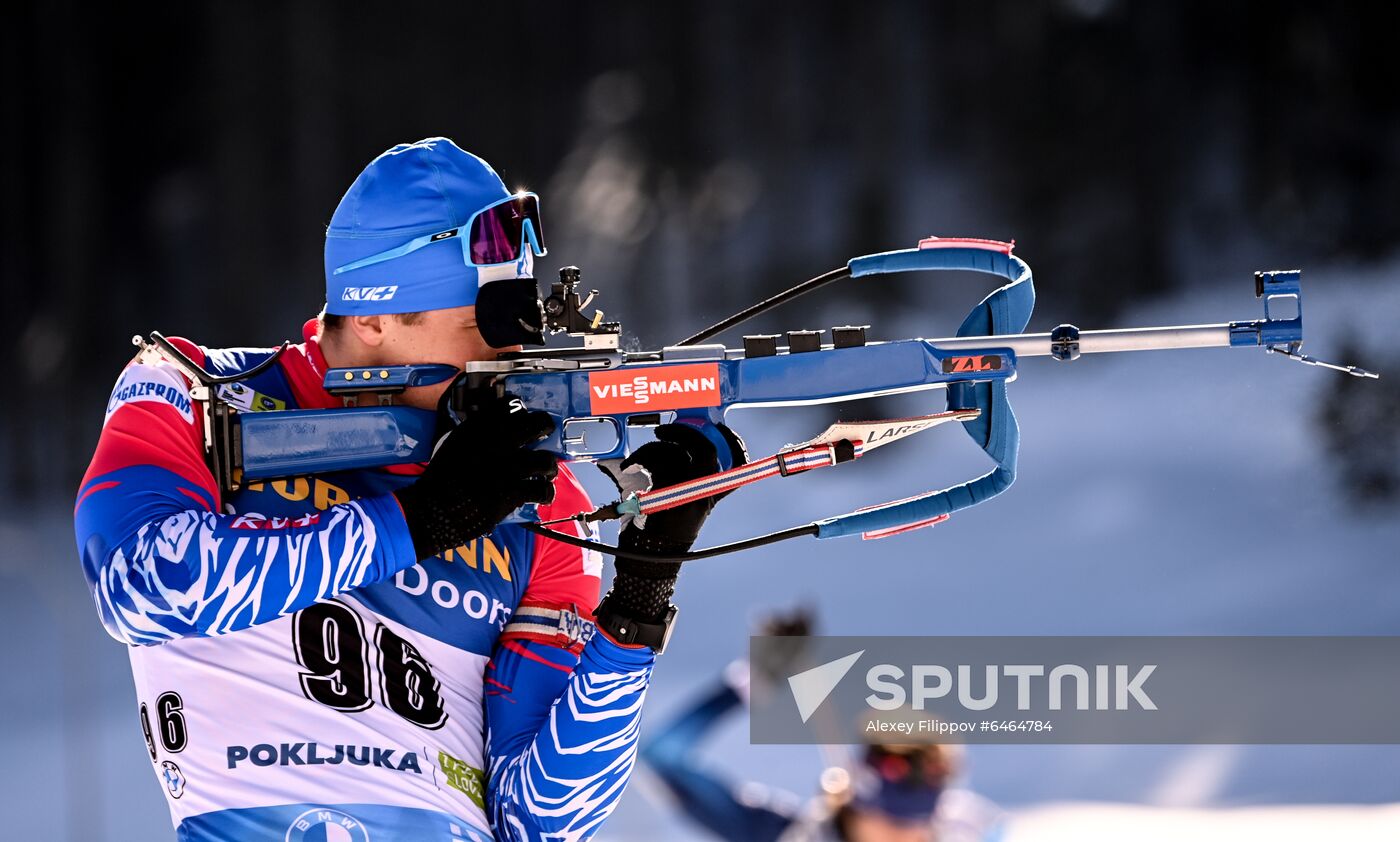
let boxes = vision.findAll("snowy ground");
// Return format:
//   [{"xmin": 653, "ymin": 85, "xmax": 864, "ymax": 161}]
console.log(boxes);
[{"xmin": 2, "ymin": 261, "xmax": 1396, "ymax": 839}]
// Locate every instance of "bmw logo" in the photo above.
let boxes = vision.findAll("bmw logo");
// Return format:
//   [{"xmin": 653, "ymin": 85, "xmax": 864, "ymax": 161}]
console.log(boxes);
[
  {"xmin": 160, "ymin": 760, "xmax": 185, "ymax": 799},
  {"xmin": 285, "ymin": 808, "xmax": 371, "ymax": 842}
]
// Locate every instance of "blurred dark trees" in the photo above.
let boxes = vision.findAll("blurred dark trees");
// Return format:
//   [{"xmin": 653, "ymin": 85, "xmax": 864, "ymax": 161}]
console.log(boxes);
[{"xmin": 4, "ymin": 0, "xmax": 1399, "ymax": 499}]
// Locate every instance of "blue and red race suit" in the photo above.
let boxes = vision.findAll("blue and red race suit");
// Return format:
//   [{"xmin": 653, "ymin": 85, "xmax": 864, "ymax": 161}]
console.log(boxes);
[{"xmin": 74, "ymin": 318, "xmax": 654, "ymax": 841}]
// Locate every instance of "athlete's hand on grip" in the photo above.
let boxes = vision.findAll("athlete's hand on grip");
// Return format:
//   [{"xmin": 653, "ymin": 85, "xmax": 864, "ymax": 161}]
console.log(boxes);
[
  {"xmin": 595, "ymin": 422, "xmax": 747, "ymax": 637},
  {"xmin": 394, "ymin": 387, "xmax": 557, "ymax": 561},
  {"xmin": 615, "ymin": 422, "xmax": 747, "ymax": 557}
]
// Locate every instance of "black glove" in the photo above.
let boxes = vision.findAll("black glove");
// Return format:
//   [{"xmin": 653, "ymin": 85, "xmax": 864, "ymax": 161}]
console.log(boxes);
[
  {"xmin": 596, "ymin": 423, "xmax": 747, "ymax": 631},
  {"xmin": 394, "ymin": 388, "xmax": 558, "ymax": 560}
]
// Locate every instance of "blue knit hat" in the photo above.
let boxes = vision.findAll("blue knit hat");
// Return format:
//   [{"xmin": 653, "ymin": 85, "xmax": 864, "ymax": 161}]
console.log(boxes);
[{"xmin": 324, "ymin": 138, "xmax": 528, "ymax": 315}]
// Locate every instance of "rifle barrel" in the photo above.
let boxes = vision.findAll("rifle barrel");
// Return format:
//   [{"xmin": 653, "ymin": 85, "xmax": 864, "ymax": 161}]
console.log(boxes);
[{"xmin": 930, "ymin": 323, "xmax": 1233, "ymax": 358}]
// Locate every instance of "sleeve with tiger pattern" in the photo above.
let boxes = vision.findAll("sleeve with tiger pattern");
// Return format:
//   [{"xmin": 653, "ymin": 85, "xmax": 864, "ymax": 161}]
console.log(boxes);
[
  {"xmin": 73, "ymin": 342, "xmax": 419, "ymax": 646},
  {"xmin": 484, "ymin": 465, "xmax": 657, "ymax": 841}
]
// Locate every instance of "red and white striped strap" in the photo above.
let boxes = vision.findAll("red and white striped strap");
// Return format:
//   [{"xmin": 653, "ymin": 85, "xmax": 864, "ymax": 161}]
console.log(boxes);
[
  {"xmin": 500, "ymin": 603, "xmax": 595, "ymax": 653},
  {"xmin": 637, "ymin": 440, "xmax": 865, "ymax": 516}
]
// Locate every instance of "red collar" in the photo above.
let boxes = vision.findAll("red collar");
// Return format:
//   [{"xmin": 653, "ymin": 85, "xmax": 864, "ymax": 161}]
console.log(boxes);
[{"xmin": 278, "ymin": 318, "xmax": 343, "ymax": 410}]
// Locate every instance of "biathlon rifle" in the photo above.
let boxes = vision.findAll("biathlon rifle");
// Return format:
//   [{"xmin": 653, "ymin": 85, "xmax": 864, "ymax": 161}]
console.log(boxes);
[{"xmin": 138, "ymin": 237, "xmax": 1377, "ymax": 562}]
